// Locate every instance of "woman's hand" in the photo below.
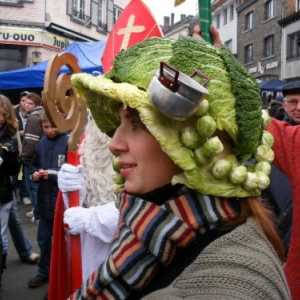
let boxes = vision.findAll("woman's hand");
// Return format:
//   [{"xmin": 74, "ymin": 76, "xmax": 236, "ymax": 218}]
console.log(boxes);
[{"xmin": 192, "ymin": 25, "xmax": 222, "ymax": 49}]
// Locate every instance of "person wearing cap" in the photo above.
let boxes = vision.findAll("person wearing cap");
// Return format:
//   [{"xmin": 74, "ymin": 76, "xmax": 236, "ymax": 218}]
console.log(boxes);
[
  {"xmin": 58, "ymin": 29, "xmax": 290, "ymax": 299},
  {"xmin": 282, "ymin": 81, "xmax": 300, "ymax": 124},
  {"xmin": 267, "ymin": 80, "xmax": 300, "ymax": 298}
]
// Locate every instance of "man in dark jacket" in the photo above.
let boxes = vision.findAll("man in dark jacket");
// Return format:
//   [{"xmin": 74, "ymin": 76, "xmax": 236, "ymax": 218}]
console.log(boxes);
[
  {"xmin": 28, "ymin": 110, "xmax": 68, "ymax": 288},
  {"xmin": 14, "ymin": 91, "xmax": 30, "ymax": 205}
]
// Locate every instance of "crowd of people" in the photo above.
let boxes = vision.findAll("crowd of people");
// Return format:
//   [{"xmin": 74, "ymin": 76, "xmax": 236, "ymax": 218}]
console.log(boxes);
[{"xmin": 0, "ymin": 24, "xmax": 300, "ymax": 300}]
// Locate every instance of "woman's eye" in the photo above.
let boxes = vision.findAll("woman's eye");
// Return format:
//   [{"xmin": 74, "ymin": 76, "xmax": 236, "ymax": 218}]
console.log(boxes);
[{"xmin": 132, "ymin": 121, "xmax": 141, "ymax": 130}]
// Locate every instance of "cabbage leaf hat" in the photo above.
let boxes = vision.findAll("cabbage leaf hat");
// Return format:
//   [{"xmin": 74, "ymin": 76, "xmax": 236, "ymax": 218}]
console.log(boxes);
[{"xmin": 71, "ymin": 36, "xmax": 274, "ymax": 198}]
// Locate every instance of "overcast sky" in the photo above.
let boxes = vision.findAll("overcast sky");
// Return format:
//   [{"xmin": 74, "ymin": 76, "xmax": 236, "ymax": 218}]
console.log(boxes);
[{"xmin": 142, "ymin": 0, "xmax": 198, "ymax": 25}]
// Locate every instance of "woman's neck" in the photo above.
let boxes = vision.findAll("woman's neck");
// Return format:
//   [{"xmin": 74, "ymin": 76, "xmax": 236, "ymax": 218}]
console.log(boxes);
[{"xmin": 129, "ymin": 183, "xmax": 183, "ymax": 205}]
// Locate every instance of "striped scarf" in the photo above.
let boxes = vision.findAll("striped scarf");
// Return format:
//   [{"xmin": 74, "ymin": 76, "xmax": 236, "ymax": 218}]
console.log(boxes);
[{"xmin": 72, "ymin": 187, "xmax": 239, "ymax": 300}]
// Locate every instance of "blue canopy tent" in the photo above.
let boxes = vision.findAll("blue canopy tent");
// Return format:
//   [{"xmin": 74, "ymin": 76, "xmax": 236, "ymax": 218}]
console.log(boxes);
[
  {"xmin": 0, "ymin": 40, "xmax": 106, "ymax": 91},
  {"xmin": 259, "ymin": 79, "xmax": 286, "ymax": 92}
]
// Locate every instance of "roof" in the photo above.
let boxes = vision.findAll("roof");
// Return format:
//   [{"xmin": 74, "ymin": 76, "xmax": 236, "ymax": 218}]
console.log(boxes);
[{"xmin": 0, "ymin": 40, "xmax": 106, "ymax": 90}]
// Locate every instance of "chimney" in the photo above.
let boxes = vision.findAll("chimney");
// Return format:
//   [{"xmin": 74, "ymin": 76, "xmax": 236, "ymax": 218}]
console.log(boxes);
[
  {"xmin": 164, "ymin": 16, "xmax": 170, "ymax": 28},
  {"xmin": 180, "ymin": 14, "xmax": 186, "ymax": 20},
  {"xmin": 171, "ymin": 13, "xmax": 174, "ymax": 26}
]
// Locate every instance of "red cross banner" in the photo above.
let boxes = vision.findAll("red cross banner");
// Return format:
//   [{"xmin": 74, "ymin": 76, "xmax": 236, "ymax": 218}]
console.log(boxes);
[{"xmin": 101, "ymin": 0, "xmax": 163, "ymax": 73}]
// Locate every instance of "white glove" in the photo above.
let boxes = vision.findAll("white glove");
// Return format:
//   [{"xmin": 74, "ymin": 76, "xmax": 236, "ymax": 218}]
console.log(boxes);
[
  {"xmin": 58, "ymin": 164, "xmax": 87, "ymax": 208},
  {"xmin": 64, "ymin": 202, "xmax": 119, "ymax": 241},
  {"xmin": 64, "ymin": 206, "xmax": 91, "ymax": 235}
]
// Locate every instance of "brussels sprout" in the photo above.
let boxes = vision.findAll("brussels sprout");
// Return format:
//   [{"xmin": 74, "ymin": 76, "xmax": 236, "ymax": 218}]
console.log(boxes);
[
  {"xmin": 230, "ymin": 165, "xmax": 248, "ymax": 185},
  {"xmin": 261, "ymin": 131, "xmax": 274, "ymax": 147},
  {"xmin": 225, "ymin": 154, "xmax": 239, "ymax": 166},
  {"xmin": 261, "ymin": 109, "xmax": 271, "ymax": 129},
  {"xmin": 212, "ymin": 158, "xmax": 232, "ymax": 179},
  {"xmin": 194, "ymin": 146, "xmax": 213, "ymax": 165},
  {"xmin": 196, "ymin": 115, "xmax": 217, "ymax": 138},
  {"xmin": 194, "ymin": 99, "xmax": 209, "ymax": 117},
  {"xmin": 112, "ymin": 156, "xmax": 121, "ymax": 172},
  {"xmin": 256, "ymin": 171, "xmax": 270, "ymax": 190},
  {"xmin": 254, "ymin": 145, "xmax": 274, "ymax": 163},
  {"xmin": 181, "ymin": 126, "xmax": 203, "ymax": 149},
  {"xmin": 243, "ymin": 172, "xmax": 259, "ymax": 191},
  {"xmin": 246, "ymin": 164, "xmax": 256, "ymax": 173},
  {"xmin": 255, "ymin": 161, "xmax": 271, "ymax": 175},
  {"xmin": 203, "ymin": 136, "xmax": 224, "ymax": 157},
  {"xmin": 113, "ymin": 173, "xmax": 125, "ymax": 185}
]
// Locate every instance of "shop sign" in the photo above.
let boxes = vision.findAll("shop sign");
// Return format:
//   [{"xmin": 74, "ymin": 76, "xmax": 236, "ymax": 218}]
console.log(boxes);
[
  {"xmin": 0, "ymin": 27, "xmax": 73, "ymax": 50},
  {"xmin": 265, "ymin": 61, "xmax": 278, "ymax": 70},
  {"xmin": 248, "ymin": 67, "xmax": 258, "ymax": 74}
]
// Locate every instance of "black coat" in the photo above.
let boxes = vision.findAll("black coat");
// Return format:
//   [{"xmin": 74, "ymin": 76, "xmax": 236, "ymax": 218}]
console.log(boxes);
[
  {"xmin": 31, "ymin": 133, "xmax": 68, "ymax": 220},
  {"xmin": 0, "ymin": 127, "xmax": 20, "ymax": 204},
  {"xmin": 263, "ymin": 164, "xmax": 292, "ymax": 254},
  {"xmin": 269, "ymin": 100, "xmax": 284, "ymax": 120}
]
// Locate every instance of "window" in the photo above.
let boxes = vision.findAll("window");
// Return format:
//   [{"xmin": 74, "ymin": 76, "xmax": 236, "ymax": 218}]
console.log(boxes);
[
  {"xmin": 244, "ymin": 44, "xmax": 253, "ymax": 63},
  {"xmin": 225, "ymin": 39, "xmax": 233, "ymax": 51},
  {"xmin": 298, "ymin": 0, "xmax": 300, "ymax": 11},
  {"xmin": 245, "ymin": 11, "xmax": 254, "ymax": 30},
  {"xmin": 287, "ymin": 31, "xmax": 300, "ymax": 59},
  {"xmin": 223, "ymin": 8, "xmax": 228, "ymax": 25},
  {"xmin": 264, "ymin": 35, "xmax": 274, "ymax": 57},
  {"xmin": 0, "ymin": 0, "xmax": 33, "ymax": 3},
  {"xmin": 216, "ymin": 14, "xmax": 220, "ymax": 28},
  {"xmin": 98, "ymin": 0, "xmax": 103, "ymax": 22},
  {"xmin": 0, "ymin": 44, "xmax": 26, "ymax": 72},
  {"xmin": 265, "ymin": 0, "xmax": 275, "ymax": 20},
  {"xmin": 98, "ymin": 0, "xmax": 107, "ymax": 30},
  {"xmin": 229, "ymin": 4, "xmax": 234, "ymax": 21},
  {"xmin": 73, "ymin": 0, "xmax": 88, "ymax": 21},
  {"xmin": 113, "ymin": 6, "xmax": 122, "ymax": 24},
  {"xmin": 0, "ymin": 0, "xmax": 20, "ymax": 2}
]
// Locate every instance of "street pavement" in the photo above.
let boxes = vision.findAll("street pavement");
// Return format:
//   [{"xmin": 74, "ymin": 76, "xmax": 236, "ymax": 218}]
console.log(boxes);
[{"xmin": 2, "ymin": 201, "xmax": 48, "ymax": 300}]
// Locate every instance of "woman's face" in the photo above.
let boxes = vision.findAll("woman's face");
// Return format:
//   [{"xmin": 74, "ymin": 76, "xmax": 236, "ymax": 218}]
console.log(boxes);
[
  {"xmin": 109, "ymin": 108, "xmax": 180, "ymax": 194},
  {"xmin": 0, "ymin": 107, "xmax": 8, "ymax": 129}
]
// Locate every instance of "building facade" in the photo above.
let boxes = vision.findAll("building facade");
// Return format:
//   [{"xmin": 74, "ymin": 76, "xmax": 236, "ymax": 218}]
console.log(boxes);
[
  {"xmin": 212, "ymin": 0, "xmax": 238, "ymax": 57},
  {"xmin": 162, "ymin": 13, "xmax": 198, "ymax": 39},
  {"xmin": 0, "ymin": 0, "xmax": 129, "ymax": 71},
  {"xmin": 279, "ymin": 9, "xmax": 300, "ymax": 82},
  {"xmin": 236, "ymin": 0, "xmax": 283, "ymax": 81}
]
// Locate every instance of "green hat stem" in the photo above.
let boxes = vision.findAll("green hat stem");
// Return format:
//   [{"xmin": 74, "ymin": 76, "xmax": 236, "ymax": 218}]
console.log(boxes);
[{"xmin": 199, "ymin": 0, "xmax": 213, "ymax": 44}]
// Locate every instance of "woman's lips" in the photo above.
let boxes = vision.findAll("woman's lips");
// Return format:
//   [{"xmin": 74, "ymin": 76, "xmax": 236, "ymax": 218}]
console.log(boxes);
[{"xmin": 120, "ymin": 164, "xmax": 135, "ymax": 177}]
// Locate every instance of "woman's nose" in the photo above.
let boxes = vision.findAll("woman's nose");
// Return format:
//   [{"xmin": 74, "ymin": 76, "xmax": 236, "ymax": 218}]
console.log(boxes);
[{"xmin": 108, "ymin": 127, "xmax": 126, "ymax": 154}]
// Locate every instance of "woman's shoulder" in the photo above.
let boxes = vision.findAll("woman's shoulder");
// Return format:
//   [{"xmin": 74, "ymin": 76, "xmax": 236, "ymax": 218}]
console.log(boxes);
[
  {"xmin": 197, "ymin": 218, "xmax": 281, "ymax": 269},
  {"xmin": 143, "ymin": 218, "xmax": 291, "ymax": 300},
  {"xmin": 185, "ymin": 218, "xmax": 290, "ymax": 298}
]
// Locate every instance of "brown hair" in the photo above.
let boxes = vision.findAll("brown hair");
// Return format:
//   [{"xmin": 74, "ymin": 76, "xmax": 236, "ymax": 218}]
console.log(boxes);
[
  {"xmin": 220, "ymin": 197, "xmax": 286, "ymax": 262},
  {"xmin": 26, "ymin": 92, "xmax": 42, "ymax": 106},
  {"xmin": 0, "ymin": 94, "xmax": 18, "ymax": 135},
  {"xmin": 39, "ymin": 109, "xmax": 49, "ymax": 122}
]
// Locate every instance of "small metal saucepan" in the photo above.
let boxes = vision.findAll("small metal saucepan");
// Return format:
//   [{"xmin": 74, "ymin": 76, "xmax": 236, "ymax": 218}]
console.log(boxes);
[{"xmin": 148, "ymin": 62, "xmax": 210, "ymax": 119}]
